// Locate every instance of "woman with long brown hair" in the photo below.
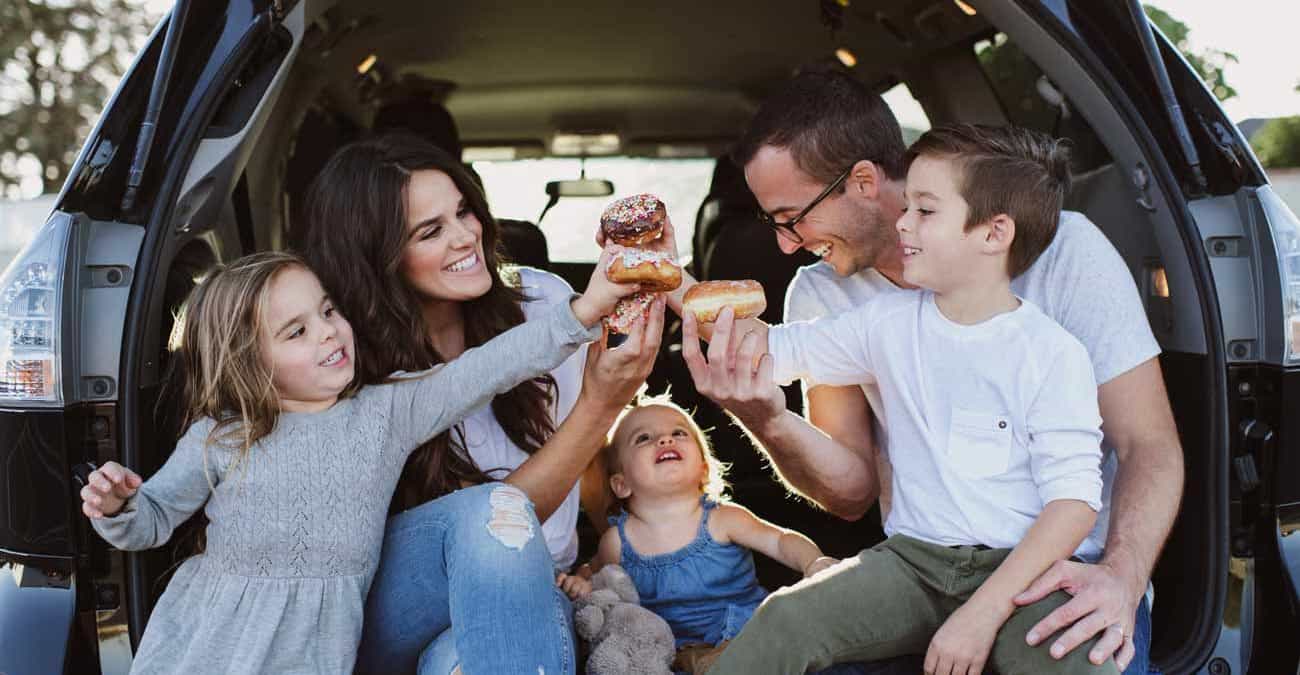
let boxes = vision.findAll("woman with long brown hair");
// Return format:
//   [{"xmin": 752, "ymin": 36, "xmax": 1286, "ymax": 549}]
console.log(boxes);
[{"xmin": 300, "ymin": 134, "xmax": 660, "ymax": 674}]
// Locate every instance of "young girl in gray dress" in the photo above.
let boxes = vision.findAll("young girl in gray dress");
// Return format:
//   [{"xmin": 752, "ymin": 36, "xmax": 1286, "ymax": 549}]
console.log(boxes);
[{"xmin": 78, "ymin": 250, "xmax": 633, "ymax": 674}]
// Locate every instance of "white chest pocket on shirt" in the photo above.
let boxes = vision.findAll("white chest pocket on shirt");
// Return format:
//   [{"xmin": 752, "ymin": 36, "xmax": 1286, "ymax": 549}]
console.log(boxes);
[{"xmin": 946, "ymin": 407, "xmax": 1013, "ymax": 478}]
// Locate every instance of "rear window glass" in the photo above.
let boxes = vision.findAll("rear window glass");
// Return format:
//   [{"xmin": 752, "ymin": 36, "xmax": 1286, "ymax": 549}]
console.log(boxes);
[
  {"xmin": 881, "ymin": 82, "xmax": 931, "ymax": 145},
  {"xmin": 473, "ymin": 157, "xmax": 715, "ymax": 263},
  {"xmin": 974, "ymin": 33, "xmax": 1111, "ymax": 172}
]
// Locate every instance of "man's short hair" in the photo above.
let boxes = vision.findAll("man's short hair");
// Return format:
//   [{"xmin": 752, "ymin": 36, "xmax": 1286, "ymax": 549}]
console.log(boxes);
[
  {"xmin": 905, "ymin": 124, "xmax": 1072, "ymax": 278},
  {"xmin": 731, "ymin": 67, "xmax": 908, "ymax": 184}
]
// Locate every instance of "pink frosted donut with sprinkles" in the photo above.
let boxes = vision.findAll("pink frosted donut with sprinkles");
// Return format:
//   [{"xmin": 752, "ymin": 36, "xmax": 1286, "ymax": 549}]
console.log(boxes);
[{"xmin": 601, "ymin": 193, "xmax": 667, "ymax": 246}]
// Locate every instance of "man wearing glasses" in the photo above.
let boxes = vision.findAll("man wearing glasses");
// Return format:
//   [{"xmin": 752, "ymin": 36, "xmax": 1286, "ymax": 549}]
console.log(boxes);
[{"xmin": 675, "ymin": 68, "xmax": 1181, "ymax": 675}]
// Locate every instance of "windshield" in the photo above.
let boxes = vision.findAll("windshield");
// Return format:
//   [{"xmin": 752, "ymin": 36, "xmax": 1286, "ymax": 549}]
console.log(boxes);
[{"xmin": 473, "ymin": 157, "xmax": 716, "ymax": 263}]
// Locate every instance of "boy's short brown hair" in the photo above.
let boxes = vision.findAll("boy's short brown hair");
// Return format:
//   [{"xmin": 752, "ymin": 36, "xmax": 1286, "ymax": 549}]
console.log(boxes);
[{"xmin": 905, "ymin": 124, "xmax": 1072, "ymax": 278}]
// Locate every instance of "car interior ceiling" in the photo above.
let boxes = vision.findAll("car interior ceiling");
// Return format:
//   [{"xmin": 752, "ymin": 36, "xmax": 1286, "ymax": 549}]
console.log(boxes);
[{"xmin": 135, "ymin": 0, "xmax": 1223, "ymax": 668}]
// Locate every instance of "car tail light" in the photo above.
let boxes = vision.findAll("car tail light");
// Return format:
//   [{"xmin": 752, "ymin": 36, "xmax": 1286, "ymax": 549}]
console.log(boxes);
[
  {"xmin": 0, "ymin": 214, "xmax": 70, "ymax": 404},
  {"xmin": 1256, "ymin": 188, "xmax": 1300, "ymax": 365}
]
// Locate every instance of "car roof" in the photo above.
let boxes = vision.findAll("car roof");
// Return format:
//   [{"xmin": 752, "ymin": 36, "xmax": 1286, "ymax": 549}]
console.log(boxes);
[{"xmin": 305, "ymin": 0, "xmax": 992, "ymax": 148}]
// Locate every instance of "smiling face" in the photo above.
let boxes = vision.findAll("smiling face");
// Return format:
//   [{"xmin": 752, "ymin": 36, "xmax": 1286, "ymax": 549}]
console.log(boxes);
[
  {"xmin": 895, "ymin": 155, "xmax": 994, "ymax": 294},
  {"xmin": 609, "ymin": 405, "xmax": 710, "ymax": 501},
  {"xmin": 257, "ymin": 265, "xmax": 356, "ymax": 413},
  {"xmin": 744, "ymin": 145, "xmax": 898, "ymax": 277},
  {"xmin": 398, "ymin": 169, "xmax": 493, "ymax": 307}
]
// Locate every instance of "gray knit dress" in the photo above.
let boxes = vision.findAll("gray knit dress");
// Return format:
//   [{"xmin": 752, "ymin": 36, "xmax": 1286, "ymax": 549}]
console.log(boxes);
[{"xmin": 92, "ymin": 301, "xmax": 599, "ymax": 674}]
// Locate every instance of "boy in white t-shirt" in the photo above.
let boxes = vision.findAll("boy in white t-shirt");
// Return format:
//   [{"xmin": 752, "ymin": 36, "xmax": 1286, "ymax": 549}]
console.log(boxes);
[{"xmin": 705, "ymin": 125, "xmax": 1116, "ymax": 675}]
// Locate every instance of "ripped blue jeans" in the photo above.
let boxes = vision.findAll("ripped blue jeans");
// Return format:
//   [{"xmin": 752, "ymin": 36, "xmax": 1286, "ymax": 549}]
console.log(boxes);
[{"xmin": 356, "ymin": 482, "xmax": 575, "ymax": 675}]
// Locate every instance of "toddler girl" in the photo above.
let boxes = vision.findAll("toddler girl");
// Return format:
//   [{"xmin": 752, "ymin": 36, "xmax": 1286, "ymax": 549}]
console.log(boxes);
[
  {"xmin": 79, "ymin": 250, "xmax": 632, "ymax": 674},
  {"xmin": 589, "ymin": 394, "xmax": 837, "ymax": 663}
]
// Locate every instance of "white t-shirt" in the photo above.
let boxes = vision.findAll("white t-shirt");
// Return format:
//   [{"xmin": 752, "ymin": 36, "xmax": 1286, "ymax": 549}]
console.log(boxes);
[
  {"xmin": 770, "ymin": 291, "xmax": 1104, "ymax": 556},
  {"xmin": 784, "ymin": 211, "xmax": 1161, "ymax": 558},
  {"xmin": 459, "ymin": 267, "xmax": 588, "ymax": 569}
]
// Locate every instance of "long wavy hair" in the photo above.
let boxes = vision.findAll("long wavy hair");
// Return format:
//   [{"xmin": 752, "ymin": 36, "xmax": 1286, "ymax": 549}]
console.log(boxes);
[
  {"xmin": 298, "ymin": 134, "xmax": 556, "ymax": 512},
  {"xmin": 169, "ymin": 251, "xmax": 349, "ymax": 479}
]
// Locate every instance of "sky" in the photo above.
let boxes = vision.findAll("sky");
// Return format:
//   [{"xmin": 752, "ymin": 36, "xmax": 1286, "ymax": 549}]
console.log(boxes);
[{"xmin": 1151, "ymin": 0, "xmax": 1300, "ymax": 122}]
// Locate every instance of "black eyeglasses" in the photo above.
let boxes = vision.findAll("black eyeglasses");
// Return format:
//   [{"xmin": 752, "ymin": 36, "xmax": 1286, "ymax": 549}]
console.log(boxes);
[{"xmin": 757, "ymin": 164, "xmax": 854, "ymax": 245}]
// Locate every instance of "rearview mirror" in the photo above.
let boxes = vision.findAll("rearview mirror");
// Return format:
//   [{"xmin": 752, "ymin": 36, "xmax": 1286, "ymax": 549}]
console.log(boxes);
[{"xmin": 545, "ymin": 179, "xmax": 615, "ymax": 198}]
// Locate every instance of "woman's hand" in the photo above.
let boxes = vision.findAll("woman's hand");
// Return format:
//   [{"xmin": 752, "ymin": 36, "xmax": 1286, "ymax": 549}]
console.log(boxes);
[
  {"xmin": 80, "ymin": 461, "xmax": 142, "ymax": 519},
  {"xmin": 572, "ymin": 246, "xmax": 642, "ymax": 327},
  {"xmin": 579, "ymin": 294, "xmax": 666, "ymax": 413}
]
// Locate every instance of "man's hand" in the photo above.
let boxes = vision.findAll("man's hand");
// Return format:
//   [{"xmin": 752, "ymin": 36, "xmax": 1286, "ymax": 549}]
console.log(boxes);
[
  {"xmin": 1015, "ymin": 559, "xmax": 1141, "ymax": 670},
  {"xmin": 680, "ymin": 307, "xmax": 784, "ymax": 431},
  {"xmin": 925, "ymin": 599, "xmax": 1002, "ymax": 675}
]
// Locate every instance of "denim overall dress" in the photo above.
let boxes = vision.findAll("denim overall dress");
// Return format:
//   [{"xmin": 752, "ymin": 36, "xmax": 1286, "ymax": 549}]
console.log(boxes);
[{"xmin": 612, "ymin": 497, "xmax": 769, "ymax": 647}]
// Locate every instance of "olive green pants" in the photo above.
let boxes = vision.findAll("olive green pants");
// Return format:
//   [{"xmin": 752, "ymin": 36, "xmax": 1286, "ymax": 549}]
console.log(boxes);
[{"xmin": 706, "ymin": 534, "xmax": 1119, "ymax": 675}]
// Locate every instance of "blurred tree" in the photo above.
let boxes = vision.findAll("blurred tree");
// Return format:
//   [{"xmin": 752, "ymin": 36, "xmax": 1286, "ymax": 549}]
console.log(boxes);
[
  {"xmin": 0, "ymin": 1, "xmax": 158, "ymax": 199},
  {"xmin": 1251, "ymin": 116, "xmax": 1300, "ymax": 168},
  {"xmin": 1145, "ymin": 4, "xmax": 1238, "ymax": 102}
]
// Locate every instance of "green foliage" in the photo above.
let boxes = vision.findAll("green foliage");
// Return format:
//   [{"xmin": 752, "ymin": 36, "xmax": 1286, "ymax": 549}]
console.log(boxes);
[
  {"xmin": 1251, "ymin": 116, "xmax": 1300, "ymax": 168},
  {"xmin": 0, "ymin": 1, "xmax": 157, "ymax": 199},
  {"xmin": 1145, "ymin": 4, "xmax": 1238, "ymax": 102}
]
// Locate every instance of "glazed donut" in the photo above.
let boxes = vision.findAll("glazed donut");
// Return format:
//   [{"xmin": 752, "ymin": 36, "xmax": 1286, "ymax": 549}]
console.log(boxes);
[
  {"xmin": 682, "ymin": 280, "xmax": 766, "ymax": 324},
  {"xmin": 606, "ymin": 248, "xmax": 682, "ymax": 293},
  {"xmin": 604, "ymin": 292, "xmax": 656, "ymax": 334},
  {"xmin": 601, "ymin": 194, "xmax": 666, "ymax": 246}
]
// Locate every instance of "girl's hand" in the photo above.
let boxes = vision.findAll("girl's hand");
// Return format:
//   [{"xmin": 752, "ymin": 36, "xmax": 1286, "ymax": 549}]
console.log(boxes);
[
  {"xmin": 924, "ymin": 599, "xmax": 1003, "ymax": 675},
  {"xmin": 556, "ymin": 572, "xmax": 593, "ymax": 600},
  {"xmin": 803, "ymin": 556, "xmax": 840, "ymax": 577},
  {"xmin": 80, "ymin": 461, "xmax": 143, "ymax": 519},
  {"xmin": 572, "ymin": 246, "xmax": 641, "ymax": 327}
]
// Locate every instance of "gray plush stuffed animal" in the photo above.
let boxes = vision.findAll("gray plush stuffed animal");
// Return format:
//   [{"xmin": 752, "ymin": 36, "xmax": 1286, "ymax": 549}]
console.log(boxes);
[{"xmin": 573, "ymin": 564, "xmax": 675, "ymax": 675}]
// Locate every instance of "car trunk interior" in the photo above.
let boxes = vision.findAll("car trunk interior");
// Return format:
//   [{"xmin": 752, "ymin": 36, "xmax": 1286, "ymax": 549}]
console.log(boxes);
[{"xmin": 124, "ymin": 0, "xmax": 1227, "ymax": 671}]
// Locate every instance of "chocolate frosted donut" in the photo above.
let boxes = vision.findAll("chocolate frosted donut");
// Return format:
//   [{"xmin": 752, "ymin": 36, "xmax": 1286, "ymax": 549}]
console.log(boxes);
[{"xmin": 601, "ymin": 194, "xmax": 666, "ymax": 246}]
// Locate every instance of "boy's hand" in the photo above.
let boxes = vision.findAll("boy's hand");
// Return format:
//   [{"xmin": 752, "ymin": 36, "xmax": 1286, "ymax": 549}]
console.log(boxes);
[
  {"xmin": 556, "ymin": 572, "xmax": 592, "ymax": 600},
  {"xmin": 80, "ymin": 461, "xmax": 142, "ymax": 519},
  {"xmin": 924, "ymin": 599, "xmax": 1003, "ymax": 675},
  {"xmin": 802, "ymin": 556, "xmax": 839, "ymax": 577},
  {"xmin": 572, "ymin": 246, "xmax": 641, "ymax": 327}
]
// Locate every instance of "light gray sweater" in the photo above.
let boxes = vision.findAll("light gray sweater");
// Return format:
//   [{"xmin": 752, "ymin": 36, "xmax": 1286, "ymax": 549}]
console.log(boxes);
[{"xmin": 93, "ymin": 301, "xmax": 598, "ymax": 674}]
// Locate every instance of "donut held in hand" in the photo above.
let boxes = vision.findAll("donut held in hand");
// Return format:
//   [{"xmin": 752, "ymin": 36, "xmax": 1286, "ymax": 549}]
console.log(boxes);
[
  {"xmin": 604, "ymin": 292, "xmax": 656, "ymax": 335},
  {"xmin": 682, "ymin": 280, "xmax": 766, "ymax": 324},
  {"xmin": 601, "ymin": 194, "xmax": 667, "ymax": 246},
  {"xmin": 606, "ymin": 248, "xmax": 682, "ymax": 293}
]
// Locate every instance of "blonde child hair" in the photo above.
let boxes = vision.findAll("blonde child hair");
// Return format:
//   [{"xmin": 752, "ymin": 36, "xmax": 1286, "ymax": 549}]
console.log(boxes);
[
  {"xmin": 601, "ymin": 392, "xmax": 730, "ymax": 511},
  {"xmin": 168, "ymin": 251, "xmax": 360, "ymax": 476}
]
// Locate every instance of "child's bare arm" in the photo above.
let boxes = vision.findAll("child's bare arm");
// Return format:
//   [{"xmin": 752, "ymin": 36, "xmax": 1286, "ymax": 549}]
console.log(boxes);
[
  {"xmin": 925, "ymin": 499, "xmax": 1097, "ymax": 675},
  {"xmin": 970, "ymin": 499, "xmax": 1096, "ymax": 616},
  {"xmin": 590, "ymin": 525, "xmax": 623, "ymax": 572},
  {"xmin": 712, "ymin": 502, "xmax": 836, "ymax": 577}
]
